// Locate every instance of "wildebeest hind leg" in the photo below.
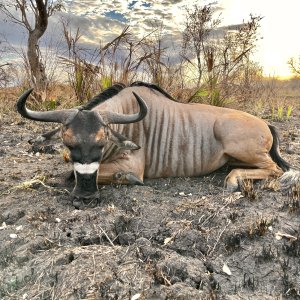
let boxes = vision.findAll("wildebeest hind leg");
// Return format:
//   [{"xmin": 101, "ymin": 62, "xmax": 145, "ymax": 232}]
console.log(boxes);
[{"xmin": 225, "ymin": 167, "xmax": 283, "ymax": 191}]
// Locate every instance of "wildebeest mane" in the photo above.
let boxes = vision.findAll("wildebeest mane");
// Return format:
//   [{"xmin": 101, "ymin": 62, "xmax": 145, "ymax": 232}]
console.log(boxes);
[
  {"xmin": 130, "ymin": 81, "xmax": 176, "ymax": 101},
  {"xmin": 81, "ymin": 81, "xmax": 176, "ymax": 111},
  {"xmin": 81, "ymin": 83, "xmax": 126, "ymax": 110}
]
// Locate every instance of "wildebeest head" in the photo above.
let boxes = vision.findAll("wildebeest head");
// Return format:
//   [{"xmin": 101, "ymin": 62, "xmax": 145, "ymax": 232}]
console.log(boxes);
[{"xmin": 17, "ymin": 89, "xmax": 148, "ymax": 208}]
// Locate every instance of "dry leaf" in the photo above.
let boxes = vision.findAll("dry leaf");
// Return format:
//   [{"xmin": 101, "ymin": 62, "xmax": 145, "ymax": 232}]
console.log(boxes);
[
  {"xmin": 275, "ymin": 231, "xmax": 297, "ymax": 241},
  {"xmin": 222, "ymin": 263, "xmax": 232, "ymax": 275},
  {"xmin": 223, "ymin": 192, "xmax": 243, "ymax": 203},
  {"xmin": 164, "ymin": 237, "xmax": 173, "ymax": 245}
]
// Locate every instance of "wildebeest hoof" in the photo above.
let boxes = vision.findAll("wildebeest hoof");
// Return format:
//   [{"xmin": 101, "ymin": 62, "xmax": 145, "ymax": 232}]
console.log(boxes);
[
  {"xmin": 225, "ymin": 182, "xmax": 239, "ymax": 192},
  {"xmin": 114, "ymin": 172, "xmax": 144, "ymax": 185},
  {"xmin": 225, "ymin": 175, "xmax": 243, "ymax": 192},
  {"xmin": 72, "ymin": 194, "xmax": 99, "ymax": 209}
]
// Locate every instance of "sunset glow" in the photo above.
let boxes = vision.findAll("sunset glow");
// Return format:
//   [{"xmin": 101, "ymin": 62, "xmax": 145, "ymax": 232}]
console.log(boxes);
[{"xmin": 220, "ymin": 0, "xmax": 300, "ymax": 78}]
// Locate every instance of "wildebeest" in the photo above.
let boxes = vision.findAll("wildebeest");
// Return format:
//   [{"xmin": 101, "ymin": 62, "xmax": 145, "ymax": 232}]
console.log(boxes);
[{"xmin": 17, "ymin": 82, "xmax": 299, "ymax": 208}]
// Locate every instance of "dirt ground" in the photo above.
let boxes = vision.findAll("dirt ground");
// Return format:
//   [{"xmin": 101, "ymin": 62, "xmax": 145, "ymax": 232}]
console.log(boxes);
[{"xmin": 0, "ymin": 113, "xmax": 300, "ymax": 300}]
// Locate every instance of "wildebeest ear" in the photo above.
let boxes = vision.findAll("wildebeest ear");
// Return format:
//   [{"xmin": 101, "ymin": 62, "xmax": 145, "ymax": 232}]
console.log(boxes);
[{"xmin": 109, "ymin": 128, "xmax": 140, "ymax": 150}]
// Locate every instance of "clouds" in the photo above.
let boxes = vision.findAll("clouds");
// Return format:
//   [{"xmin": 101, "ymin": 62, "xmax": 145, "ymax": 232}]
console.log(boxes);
[
  {"xmin": 58, "ymin": 0, "xmax": 203, "ymax": 45},
  {"xmin": 0, "ymin": 0, "xmax": 224, "ymax": 72},
  {"xmin": 0, "ymin": 0, "xmax": 217, "ymax": 55},
  {"xmin": 0, "ymin": 0, "xmax": 298, "ymax": 78}
]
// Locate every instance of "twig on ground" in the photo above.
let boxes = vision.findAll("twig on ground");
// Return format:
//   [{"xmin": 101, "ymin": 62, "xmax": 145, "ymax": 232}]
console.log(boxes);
[
  {"xmin": 99, "ymin": 226, "xmax": 115, "ymax": 248},
  {"xmin": 0, "ymin": 176, "xmax": 70, "ymax": 196},
  {"xmin": 208, "ymin": 220, "xmax": 231, "ymax": 256}
]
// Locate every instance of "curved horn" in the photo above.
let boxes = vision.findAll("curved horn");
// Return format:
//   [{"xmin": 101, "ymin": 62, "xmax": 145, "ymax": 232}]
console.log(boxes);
[
  {"xmin": 17, "ymin": 88, "xmax": 78, "ymax": 124},
  {"xmin": 105, "ymin": 92, "xmax": 148, "ymax": 124}
]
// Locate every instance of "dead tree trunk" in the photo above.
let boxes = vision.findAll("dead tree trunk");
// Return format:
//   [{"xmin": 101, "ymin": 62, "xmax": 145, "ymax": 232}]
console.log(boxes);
[
  {"xmin": 0, "ymin": 0, "xmax": 63, "ymax": 98},
  {"xmin": 27, "ymin": 0, "xmax": 48, "ymax": 92}
]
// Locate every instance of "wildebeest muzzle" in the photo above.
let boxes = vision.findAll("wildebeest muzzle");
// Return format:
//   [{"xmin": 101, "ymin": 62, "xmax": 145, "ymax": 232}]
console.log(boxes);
[{"xmin": 71, "ymin": 162, "xmax": 100, "ymax": 209}]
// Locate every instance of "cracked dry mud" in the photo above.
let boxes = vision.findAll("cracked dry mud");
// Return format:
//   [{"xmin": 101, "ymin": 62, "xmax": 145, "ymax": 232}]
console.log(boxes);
[{"xmin": 0, "ymin": 115, "xmax": 300, "ymax": 300}]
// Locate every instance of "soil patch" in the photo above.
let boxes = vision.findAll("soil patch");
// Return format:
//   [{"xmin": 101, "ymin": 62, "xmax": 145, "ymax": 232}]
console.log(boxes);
[{"xmin": 0, "ymin": 116, "xmax": 300, "ymax": 299}]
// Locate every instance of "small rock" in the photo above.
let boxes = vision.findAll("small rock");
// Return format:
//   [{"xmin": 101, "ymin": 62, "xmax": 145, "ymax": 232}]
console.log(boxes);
[
  {"xmin": 179, "ymin": 192, "xmax": 192, "ymax": 197},
  {"xmin": 22, "ymin": 293, "xmax": 28, "ymax": 300},
  {"xmin": 131, "ymin": 294, "xmax": 141, "ymax": 300},
  {"xmin": 0, "ymin": 222, "xmax": 7, "ymax": 230},
  {"xmin": 16, "ymin": 225, "xmax": 23, "ymax": 231},
  {"xmin": 286, "ymin": 144, "xmax": 294, "ymax": 154},
  {"xmin": 118, "ymin": 232, "xmax": 135, "ymax": 245},
  {"xmin": 135, "ymin": 237, "xmax": 151, "ymax": 247}
]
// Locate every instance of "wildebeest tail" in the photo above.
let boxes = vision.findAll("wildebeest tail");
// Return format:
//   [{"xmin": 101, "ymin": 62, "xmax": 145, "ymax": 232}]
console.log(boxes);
[{"xmin": 268, "ymin": 124, "xmax": 290, "ymax": 172}]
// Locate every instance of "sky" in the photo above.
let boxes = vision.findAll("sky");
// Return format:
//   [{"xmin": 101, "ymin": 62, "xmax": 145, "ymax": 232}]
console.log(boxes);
[
  {"xmin": 1, "ymin": 0, "xmax": 300, "ymax": 79},
  {"xmin": 220, "ymin": 0, "xmax": 300, "ymax": 78}
]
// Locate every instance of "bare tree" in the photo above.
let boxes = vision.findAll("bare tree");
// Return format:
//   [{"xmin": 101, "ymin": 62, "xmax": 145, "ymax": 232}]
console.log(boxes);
[
  {"xmin": 0, "ymin": 0, "xmax": 64, "ymax": 95},
  {"xmin": 0, "ymin": 40, "xmax": 10, "ymax": 87},
  {"xmin": 0, "ymin": 63, "xmax": 11, "ymax": 87},
  {"xmin": 287, "ymin": 56, "xmax": 300, "ymax": 76},
  {"xmin": 183, "ymin": 5, "xmax": 262, "ymax": 105},
  {"xmin": 182, "ymin": 4, "xmax": 221, "ymax": 86},
  {"xmin": 215, "ymin": 15, "xmax": 263, "ymax": 102}
]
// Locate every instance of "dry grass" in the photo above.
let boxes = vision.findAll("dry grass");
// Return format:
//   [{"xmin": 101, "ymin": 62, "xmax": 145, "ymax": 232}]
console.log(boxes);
[
  {"xmin": 240, "ymin": 179, "xmax": 263, "ymax": 201},
  {"xmin": 0, "ymin": 175, "xmax": 70, "ymax": 197},
  {"xmin": 0, "ymin": 87, "xmax": 21, "ymax": 119},
  {"xmin": 2, "ymin": 77, "xmax": 300, "ymax": 118}
]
